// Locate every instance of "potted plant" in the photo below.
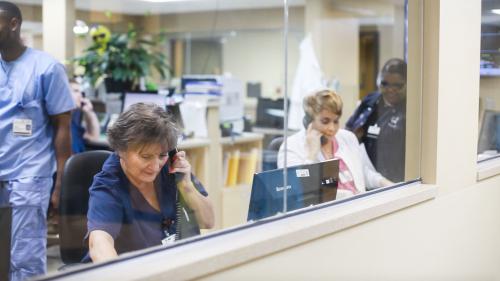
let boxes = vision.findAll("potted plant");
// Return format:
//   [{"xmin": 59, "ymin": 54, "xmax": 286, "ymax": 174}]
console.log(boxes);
[{"xmin": 73, "ymin": 24, "xmax": 170, "ymax": 92}]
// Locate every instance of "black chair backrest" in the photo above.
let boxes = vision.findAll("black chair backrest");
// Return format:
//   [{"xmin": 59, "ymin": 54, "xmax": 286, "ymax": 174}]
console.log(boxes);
[
  {"xmin": 59, "ymin": 150, "xmax": 112, "ymax": 264},
  {"xmin": 0, "ymin": 206, "xmax": 11, "ymax": 281},
  {"xmin": 267, "ymin": 136, "xmax": 284, "ymax": 151}
]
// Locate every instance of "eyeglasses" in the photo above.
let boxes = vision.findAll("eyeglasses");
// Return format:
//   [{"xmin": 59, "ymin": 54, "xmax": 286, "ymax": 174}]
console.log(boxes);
[
  {"xmin": 380, "ymin": 81, "xmax": 405, "ymax": 90},
  {"xmin": 92, "ymin": 33, "xmax": 106, "ymax": 41}
]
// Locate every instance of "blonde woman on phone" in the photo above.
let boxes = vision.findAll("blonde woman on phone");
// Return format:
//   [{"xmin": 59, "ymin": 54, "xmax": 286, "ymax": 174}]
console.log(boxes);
[{"xmin": 278, "ymin": 89, "xmax": 393, "ymax": 200}]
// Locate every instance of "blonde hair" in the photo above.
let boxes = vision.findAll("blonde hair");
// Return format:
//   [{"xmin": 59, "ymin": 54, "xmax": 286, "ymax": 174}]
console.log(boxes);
[{"xmin": 303, "ymin": 89, "xmax": 343, "ymax": 117}]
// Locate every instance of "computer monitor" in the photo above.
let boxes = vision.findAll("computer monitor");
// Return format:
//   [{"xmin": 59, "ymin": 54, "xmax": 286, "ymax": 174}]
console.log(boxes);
[
  {"xmin": 255, "ymin": 98, "xmax": 288, "ymax": 128},
  {"xmin": 0, "ymin": 206, "xmax": 11, "ymax": 281},
  {"xmin": 122, "ymin": 93, "xmax": 184, "ymax": 129},
  {"xmin": 122, "ymin": 93, "xmax": 166, "ymax": 112},
  {"xmin": 247, "ymin": 82, "xmax": 261, "ymax": 98},
  {"xmin": 247, "ymin": 159, "xmax": 339, "ymax": 221}
]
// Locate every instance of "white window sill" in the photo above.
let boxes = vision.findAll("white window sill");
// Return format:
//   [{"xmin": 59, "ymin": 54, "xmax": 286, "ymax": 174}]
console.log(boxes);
[
  {"xmin": 477, "ymin": 156, "xmax": 500, "ymax": 181},
  {"xmin": 42, "ymin": 182, "xmax": 437, "ymax": 281}
]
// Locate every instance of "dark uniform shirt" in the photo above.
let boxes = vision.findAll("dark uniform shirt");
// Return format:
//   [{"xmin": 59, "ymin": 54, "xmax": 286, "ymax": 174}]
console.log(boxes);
[
  {"xmin": 84, "ymin": 153, "xmax": 208, "ymax": 261},
  {"xmin": 71, "ymin": 109, "xmax": 86, "ymax": 154},
  {"xmin": 346, "ymin": 92, "xmax": 406, "ymax": 182}
]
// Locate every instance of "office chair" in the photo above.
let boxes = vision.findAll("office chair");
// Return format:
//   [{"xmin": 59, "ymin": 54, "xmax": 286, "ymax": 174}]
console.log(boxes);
[
  {"xmin": 263, "ymin": 136, "xmax": 284, "ymax": 170},
  {"xmin": 0, "ymin": 206, "xmax": 11, "ymax": 281},
  {"xmin": 267, "ymin": 136, "xmax": 284, "ymax": 152},
  {"xmin": 59, "ymin": 150, "xmax": 112, "ymax": 264}
]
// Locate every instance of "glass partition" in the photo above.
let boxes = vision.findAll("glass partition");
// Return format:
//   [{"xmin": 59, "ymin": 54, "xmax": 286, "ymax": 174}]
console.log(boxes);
[
  {"xmin": 479, "ymin": 0, "xmax": 500, "ymax": 162},
  {"xmin": 281, "ymin": 0, "xmax": 420, "ymax": 214},
  {"xmin": 2, "ymin": 0, "xmax": 422, "ymax": 279}
]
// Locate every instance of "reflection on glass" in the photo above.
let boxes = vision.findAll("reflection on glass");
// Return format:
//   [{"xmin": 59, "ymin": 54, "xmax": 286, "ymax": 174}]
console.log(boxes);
[
  {"xmin": 282, "ymin": 0, "xmax": 411, "ymax": 208},
  {"xmin": 479, "ymin": 0, "xmax": 500, "ymax": 162}
]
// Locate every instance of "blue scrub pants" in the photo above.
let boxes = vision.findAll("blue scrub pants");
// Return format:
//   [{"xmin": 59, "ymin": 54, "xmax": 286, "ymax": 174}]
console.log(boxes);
[{"xmin": 0, "ymin": 177, "xmax": 52, "ymax": 281}]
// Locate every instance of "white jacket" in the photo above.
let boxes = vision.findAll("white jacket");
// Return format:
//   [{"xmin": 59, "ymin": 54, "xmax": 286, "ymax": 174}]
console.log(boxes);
[{"xmin": 277, "ymin": 129, "xmax": 385, "ymax": 199}]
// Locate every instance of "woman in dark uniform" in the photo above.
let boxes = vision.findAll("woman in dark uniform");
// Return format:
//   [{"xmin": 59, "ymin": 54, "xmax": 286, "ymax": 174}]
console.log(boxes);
[{"xmin": 346, "ymin": 58, "xmax": 407, "ymax": 182}]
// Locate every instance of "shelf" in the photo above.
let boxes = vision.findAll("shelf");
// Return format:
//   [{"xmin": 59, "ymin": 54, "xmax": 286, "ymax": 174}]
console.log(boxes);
[
  {"xmin": 220, "ymin": 132, "xmax": 264, "ymax": 146},
  {"xmin": 252, "ymin": 126, "xmax": 298, "ymax": 136},
  {"xmin": 177, "ymin": 138, "xmax": 211, "ymax": 150}
]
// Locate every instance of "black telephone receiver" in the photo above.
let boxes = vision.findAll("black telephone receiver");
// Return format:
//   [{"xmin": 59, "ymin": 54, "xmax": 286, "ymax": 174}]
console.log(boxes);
[
  {"xmin": 167, "ymin": 147, "xmax": 200, "ymax": 240},
  {"xmin": 303, "ymin": 113, "xmax": 328, "ymax": 145},
  {"xmin": 168, "ymin": 148, "xmax": 183, "ymax": 183}
]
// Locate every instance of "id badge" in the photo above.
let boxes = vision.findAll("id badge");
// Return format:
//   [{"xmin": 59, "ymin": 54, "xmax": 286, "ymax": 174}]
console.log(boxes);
[
  {"xmin": 13, "ymin": 119, "xmax": 32, "ymax": 136},
  {"xmin": 161, "ymin": 233, "xmax": 176, "ymax": 246},
  {"xmin": 367, "ymin": 124, "xmax": 380, "ymax": 136}
]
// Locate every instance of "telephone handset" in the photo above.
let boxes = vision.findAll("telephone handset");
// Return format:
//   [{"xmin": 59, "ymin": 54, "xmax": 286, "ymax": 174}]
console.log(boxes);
[
  {"xmin": 168, "ymin": 148, "xmax": 183, "ymax": 183},
  {"xmin": 167, "ymin": 147, "xmax": 200, "ymax": 240},
  {"xmin": 303, "ymin": 113, "xmax": 328, "ymax": 145}
]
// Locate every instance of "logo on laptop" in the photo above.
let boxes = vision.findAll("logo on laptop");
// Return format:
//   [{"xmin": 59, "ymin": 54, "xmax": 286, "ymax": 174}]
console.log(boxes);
[
  {"xmin": 296, "ymin": 169, "xmax": 310, "ymax": 177},
  {"xmin": 275, "ymin": 185, "xmax": 292, "ymax": 192}
]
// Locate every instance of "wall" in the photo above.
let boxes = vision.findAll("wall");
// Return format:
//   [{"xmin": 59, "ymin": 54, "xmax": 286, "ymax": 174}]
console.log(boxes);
[
  {"xmin": 223, "ymin": 31, "xmax": 301, "ymax": 98},
  {"xmin": 199, "ymin": 176, "xmax": 500, "ymax": 280}
]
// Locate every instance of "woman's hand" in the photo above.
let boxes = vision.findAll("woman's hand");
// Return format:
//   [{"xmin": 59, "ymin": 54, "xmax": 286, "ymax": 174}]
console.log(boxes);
[
  {"xmin": 305, "ymin": 123, "xmax": 323, "ymax": 161},
  {"xmin": 170, "ymin": 150, "xmax": 215, "ymax": 229},
  {"xmin": 80, "ymin": 97, "xmax": 94, "ymax": 113},
  {"xmin": 169, "ymin": 150, "xmax": 192, "ymax": 184}
]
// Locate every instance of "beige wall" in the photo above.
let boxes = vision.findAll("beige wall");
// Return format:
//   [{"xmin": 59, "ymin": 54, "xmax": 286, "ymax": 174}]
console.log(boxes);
[
  {"xmin": 223, "ymin": 31, "xmax": 301, "ymax": 99},
  {"xmin": 306, "ymin": 0, "xmax": 360, "ymax": 125},
  {"xmin": 199, "ymin": 176, "xmax": 500, "ymax": 280}
]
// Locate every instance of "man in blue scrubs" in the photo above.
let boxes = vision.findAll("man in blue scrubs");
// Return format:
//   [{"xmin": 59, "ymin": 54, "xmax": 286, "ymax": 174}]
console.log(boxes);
[{"xmin": 0, "ymin": 2, "xmax": 75, "ymax": 280}]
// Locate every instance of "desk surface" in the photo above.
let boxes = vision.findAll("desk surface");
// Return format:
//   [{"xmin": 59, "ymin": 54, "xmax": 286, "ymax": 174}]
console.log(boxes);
[
  {"xmin": 220, "ymin": 132, "xmax": 264, "ymax": 145},
  {"xmin": 252, "ymin": 126, "xmax": 297, "ymax": 136}
]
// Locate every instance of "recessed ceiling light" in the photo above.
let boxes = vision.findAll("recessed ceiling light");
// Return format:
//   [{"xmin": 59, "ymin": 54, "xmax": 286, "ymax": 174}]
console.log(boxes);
[
  {"xmin": 140, "ymin": 0, "xmax": 193, "ymax": 2},
  {"xmin": 73, "ymin": 20, "xmax": 89, "ymax": 35},
  {"xmin": 492, "ymin": 9, "xmax": 500, "ymax": 15}
]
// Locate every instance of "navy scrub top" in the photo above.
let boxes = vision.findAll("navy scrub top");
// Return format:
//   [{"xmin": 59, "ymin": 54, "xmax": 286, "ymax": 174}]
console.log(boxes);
[
  {"xmin": 346, "ymin": 92, "xmax": 406, "ymax": 182},
  {"xmin": 85, "ymin": 153, "xmax": 208, "ymax": 259}
]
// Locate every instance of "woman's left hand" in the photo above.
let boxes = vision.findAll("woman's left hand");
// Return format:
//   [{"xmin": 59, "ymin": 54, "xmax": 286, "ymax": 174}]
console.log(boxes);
[{"xmin": 169, "ymin": 150, "xmax": 192, "ymax": 184}]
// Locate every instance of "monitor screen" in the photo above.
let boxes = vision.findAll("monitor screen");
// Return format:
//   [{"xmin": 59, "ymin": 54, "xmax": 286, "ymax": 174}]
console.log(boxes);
[
  {"xmin": 122, "ymin": 93, "xmax": 184, "ymax": 129},
  {"xmin": 247, "ymin": 159, "xmax": 339, "ymax": 221},
  {"xmin": 255, "ymin": 98, "xmax": 287, "ymax": 128},
  {"xmin": 122, "ymin": 93, "xmax": 166, "ymax": 112}
]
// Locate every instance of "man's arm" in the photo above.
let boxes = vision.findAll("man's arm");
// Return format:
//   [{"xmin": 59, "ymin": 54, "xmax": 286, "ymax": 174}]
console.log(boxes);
[{"xmin": 49, "ymin": 111, "xmax": 72, "ymax": 210}]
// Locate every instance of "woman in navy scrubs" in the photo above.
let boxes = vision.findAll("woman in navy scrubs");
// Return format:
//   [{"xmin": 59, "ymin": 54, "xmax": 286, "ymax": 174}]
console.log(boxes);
[
  {"xmin": 346, "ymin": 58, "xmax": 407, "ymax": 182},
  {"xmin": 86, "ymin": 103, "xmax": 214, "ymax": 263}
]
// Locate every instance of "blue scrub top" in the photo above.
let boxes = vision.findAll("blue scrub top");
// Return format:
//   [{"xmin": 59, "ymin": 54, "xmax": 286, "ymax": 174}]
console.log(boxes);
[
  {"xmin": 0, "ymin": 48, "xmax": 75, "ymax": 180},
  {"xmin": 86, "ymin": 153, "xmax": 208, "ymax": 258}
]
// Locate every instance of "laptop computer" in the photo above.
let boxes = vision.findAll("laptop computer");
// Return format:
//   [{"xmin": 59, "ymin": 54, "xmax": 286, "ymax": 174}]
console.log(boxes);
[{"xmin": 247, "ymin": 159, "xmax": 339, "ymax": 221}]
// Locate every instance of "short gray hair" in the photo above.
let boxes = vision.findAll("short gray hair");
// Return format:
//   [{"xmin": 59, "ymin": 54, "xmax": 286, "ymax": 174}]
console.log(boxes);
[{"xmin": 107, "ymin": 103, "xmax": 179, "ymax": 152}]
